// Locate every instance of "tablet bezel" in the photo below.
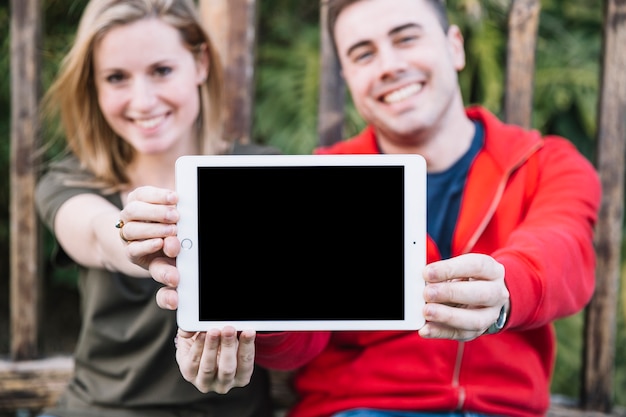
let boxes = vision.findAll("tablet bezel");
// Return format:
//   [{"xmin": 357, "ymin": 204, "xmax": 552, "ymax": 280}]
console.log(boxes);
[{"xmin": 175, "ymin": 154, "xmax": 426, "ymax": 331}]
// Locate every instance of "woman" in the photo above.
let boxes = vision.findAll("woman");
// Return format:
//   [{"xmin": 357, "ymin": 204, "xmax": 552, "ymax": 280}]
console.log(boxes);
[{"xmin": 35, "ymin": 0, "xmax": 277, "ymax": 416}]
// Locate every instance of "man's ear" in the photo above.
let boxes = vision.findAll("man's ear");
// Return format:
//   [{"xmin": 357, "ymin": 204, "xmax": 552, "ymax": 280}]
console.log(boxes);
[{"xmin": 447, "ymin": 24, "xmax": 466, "ymax": 72}]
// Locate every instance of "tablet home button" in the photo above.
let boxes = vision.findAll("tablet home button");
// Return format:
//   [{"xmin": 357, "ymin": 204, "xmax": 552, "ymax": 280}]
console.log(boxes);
[{"xmin": 181, "ymin": 238, "xmax": 193, "ymax": 250}]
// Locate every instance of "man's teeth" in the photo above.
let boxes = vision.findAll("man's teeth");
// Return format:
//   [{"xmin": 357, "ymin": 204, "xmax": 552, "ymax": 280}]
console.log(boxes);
[
  {"xmin": 135, "ymin": 115, "xmax": 164, "ymax": 129},
  {"xmin": 383, "ymin": 84, "xmax": 422, "ymax": 103}
]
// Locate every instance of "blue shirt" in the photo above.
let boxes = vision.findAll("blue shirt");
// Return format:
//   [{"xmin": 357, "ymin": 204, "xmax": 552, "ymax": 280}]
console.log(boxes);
[{"xmin": 426, "ymin": 121, "xmax": 483, "ymax": 259}]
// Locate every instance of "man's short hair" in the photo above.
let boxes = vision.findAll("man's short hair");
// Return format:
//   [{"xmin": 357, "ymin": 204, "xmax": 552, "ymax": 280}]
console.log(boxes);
[{"xmin": 326, "ymin": 0, "xmax": 450, "ymax": 55}]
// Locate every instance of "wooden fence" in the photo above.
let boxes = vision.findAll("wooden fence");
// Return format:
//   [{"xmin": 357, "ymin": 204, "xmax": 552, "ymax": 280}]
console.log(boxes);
[{"xmin": 3, "ymin": 0, "xmax": 626, "ymax": 415}]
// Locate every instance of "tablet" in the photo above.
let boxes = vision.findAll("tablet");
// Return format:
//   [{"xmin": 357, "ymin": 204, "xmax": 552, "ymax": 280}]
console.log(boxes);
[{"xmin": 175, "ymin": 154, "xmax": 426, "ymax": 331}]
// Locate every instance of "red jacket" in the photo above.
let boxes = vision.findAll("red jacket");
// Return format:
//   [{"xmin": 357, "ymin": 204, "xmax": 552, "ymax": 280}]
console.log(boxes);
[{"xmin": 256, "ymin": 106, "xmax": 601, "ymax": 417}]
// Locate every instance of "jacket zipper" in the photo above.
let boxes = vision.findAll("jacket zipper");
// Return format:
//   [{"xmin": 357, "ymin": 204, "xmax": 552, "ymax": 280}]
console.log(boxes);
[
  {"xmin": 454, "ymin": 141, "xmax": 542, "ymax": 408},
  {"xmin": 454, "ymin": 341, "xmax": 466, "ymax": 409}
]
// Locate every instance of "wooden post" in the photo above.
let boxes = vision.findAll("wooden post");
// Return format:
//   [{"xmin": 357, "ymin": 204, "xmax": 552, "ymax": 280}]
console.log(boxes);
[
  {"xmin": 504, "ymin": 0, "xmax": 540, "ymax": 128},
  {"xmin": 199, "ymin": 0, "xmax": 258, "ymax": 144},
  {"xmin": 318, "ymin": 0, "xmax": 345, "ymax": 147},
  {"xmin": 582, "ymin": 0, "xmax": 626, "ymax": 411},
  {"xmin": 9, "ymin": 0, "xmax": 42, "ymax": 361}
]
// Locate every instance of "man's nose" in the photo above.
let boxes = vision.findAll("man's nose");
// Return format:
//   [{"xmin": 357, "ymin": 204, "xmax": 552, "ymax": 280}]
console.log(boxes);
[{"xmin": 377, "ymin": 46, "xmax": 409, "ymax": 79}]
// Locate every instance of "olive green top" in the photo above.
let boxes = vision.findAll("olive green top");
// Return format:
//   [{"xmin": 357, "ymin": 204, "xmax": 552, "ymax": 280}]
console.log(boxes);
[{"xmin": 35, "ymin": 143, "xmax": 280, "ymax": 417}]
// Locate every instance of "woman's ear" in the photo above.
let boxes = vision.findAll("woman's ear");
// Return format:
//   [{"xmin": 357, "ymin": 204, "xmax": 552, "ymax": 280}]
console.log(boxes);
[{"xmin": 196, "ymin": 43, "xmax": 210, "ymax": 84}]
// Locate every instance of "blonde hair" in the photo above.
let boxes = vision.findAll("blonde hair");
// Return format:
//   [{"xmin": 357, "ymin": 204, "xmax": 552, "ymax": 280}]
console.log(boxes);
[{"xmin": 42, "ymin": 0, "xmax": 225, "ymax": 190}]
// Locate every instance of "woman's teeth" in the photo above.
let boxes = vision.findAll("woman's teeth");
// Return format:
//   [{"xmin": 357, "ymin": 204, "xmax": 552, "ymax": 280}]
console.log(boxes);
[{"xmin": 135, "ymin": 115, "xmax": 164, "ymax": 129}]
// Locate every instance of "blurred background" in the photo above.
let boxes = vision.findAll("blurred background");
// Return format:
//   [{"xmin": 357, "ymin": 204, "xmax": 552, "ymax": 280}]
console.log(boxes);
[{"xmin": 0, "ymin": 0, "xmax": 623, "ymax": 406}]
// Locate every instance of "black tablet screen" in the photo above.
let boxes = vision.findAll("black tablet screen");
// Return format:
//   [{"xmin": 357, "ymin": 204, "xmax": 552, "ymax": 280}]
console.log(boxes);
[{"xmin": 196, "ymin": 165, "xmax": 405, "ymax": 322}]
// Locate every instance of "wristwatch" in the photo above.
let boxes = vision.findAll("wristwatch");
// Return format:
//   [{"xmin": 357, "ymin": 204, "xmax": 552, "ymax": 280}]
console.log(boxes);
[{"xmin": 485, "ymin": 304, "xmax": 507, "ymax": 335}]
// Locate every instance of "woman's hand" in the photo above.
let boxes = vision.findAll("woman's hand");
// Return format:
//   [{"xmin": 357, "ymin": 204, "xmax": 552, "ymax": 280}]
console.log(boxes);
[
  {"xmin": 175, "ymin": 326, "xmax": 256, "ymax": 393},
  {"xmin": 119, "ymin": 186, "xmax": 180, "ymax": 270},
  {"xmin": 118, "ymin": 186, "xmax": 184, "ymax": 308},
  {"xmin": 149, "ymin": 253, "xmax": 181, "ymax": 310}
]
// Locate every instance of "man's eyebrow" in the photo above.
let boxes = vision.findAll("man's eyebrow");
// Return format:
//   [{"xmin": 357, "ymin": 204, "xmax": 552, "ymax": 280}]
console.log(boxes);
[
  {"xmin": 344, "ymin": 22, "xmax": 422, "ymax": 57},
  {"xmin": 345, "ymin": 40, "xmax": 372, "ymax": 57},
  {"xmin": 389, "ymin": 22, "xmax": 421, "ymax": 36}
]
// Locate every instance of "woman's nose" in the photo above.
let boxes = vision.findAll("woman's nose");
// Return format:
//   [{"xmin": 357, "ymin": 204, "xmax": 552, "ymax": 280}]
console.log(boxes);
[{"xmin": 129, "ymin": 78, "xmax": 158, "ymax": 111}]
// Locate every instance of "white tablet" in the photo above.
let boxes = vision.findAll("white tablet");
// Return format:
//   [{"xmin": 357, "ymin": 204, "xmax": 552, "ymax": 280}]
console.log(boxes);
[{"xmin": 175, "ymin": 154, "xmax": 426, "ymax": 331}]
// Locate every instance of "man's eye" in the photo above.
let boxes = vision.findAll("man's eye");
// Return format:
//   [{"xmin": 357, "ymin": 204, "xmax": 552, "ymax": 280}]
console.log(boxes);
[
  {"xmin": 350, "ymin": 50, "xmax": 374, "ymax": 64},
  {"xmin": 356, "ymin": 51, "xmax": 373, "ymax": 62},
  {"xmin": 396, "ymin": 34, "xmax": 418, "ymax": 46}
]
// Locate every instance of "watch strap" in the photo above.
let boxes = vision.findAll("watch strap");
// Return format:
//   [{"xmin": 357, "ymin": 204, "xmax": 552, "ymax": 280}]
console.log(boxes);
[{"xmin": 485, "ymin": 304, "xmax": 507, "ymax": 335}]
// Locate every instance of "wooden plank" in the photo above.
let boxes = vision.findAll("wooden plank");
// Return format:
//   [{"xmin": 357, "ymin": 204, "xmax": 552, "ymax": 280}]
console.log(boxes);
[
  {"xmin": 9, "ymin": 0, "xmax": 43, "ymax": 361},
  {"xmin": 0, "ymin": 357, "xmax": 73, "ymax": 411},
  {"xmin": 504, "ymin": 0, "xmax": 540, "ymax": 128},
  {"xmin": 199, "ymin": 0, "xmax": 258, "ymax": 144},
  {"xmin": 582, "ymin": 0, "xmax": 626, "ymax": 412},
  {"xmin": 317, "ymin": 0, "xmax": 345, "ymax": 147},
  {"xmin": 548, "ymin": 404, "xmax": 626, "ymax": 417}
]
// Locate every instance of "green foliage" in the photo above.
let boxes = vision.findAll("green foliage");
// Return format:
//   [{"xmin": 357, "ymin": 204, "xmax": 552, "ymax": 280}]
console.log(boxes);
[
  {"xmin": 448, "ymin": 0, "xmax": 508, "ymax": 112},
  {"xmin": 534, "ymin": 0, "xmax": 601, "ymax": 157},
  {"xmin": 553, "ymin": 312, "xmax": 585, "ymax": 399},
  {"xmin": 40, "ymin": 0, "xmax": 91, "ymax": 154},
  {"xmin": 253, "ymin": 0, "xmax": 365, "ymax": 154},
  {"xmin": 254, "ymin": 24, "xmax": 321, "ymax": 155}
]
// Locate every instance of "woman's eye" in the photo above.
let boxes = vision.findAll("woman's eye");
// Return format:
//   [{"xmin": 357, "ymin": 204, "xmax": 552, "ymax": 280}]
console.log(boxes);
[
  {"xmin": 154, "ymin": 66, "xmax": 173, "ymax": 77},
  {"xmin": 105, "ymin": 73, "xmax": 125, "ymax": 84}
]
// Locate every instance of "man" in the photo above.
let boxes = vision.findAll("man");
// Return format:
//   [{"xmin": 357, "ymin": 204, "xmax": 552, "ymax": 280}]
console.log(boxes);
[{"xmin": 121, "ymin": 0, "xmax": 601, "ymax": 416}]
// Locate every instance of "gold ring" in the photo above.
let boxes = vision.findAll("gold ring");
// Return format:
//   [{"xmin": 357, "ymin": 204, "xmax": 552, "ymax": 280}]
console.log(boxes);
[{"xmin": 115, "ymin": 219, "xmax": 129, "ymax": 243}]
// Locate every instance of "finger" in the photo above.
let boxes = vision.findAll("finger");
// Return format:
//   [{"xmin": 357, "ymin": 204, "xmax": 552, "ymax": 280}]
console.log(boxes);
[
  {"xmin": 122, "ymin": 220, "xmax": 177, "ymax": 242},
  {"xmin": 163, "ymin": 235, "xmax": 182, "ymax": 258},
  {"xmin": 423, "ymin": 302, "xmax": 493, "ymax": 329},
  {"xmin": 149, "ymin": 256, "xmax": 179, "ymax": 287},
  {"xmin": 422, "ymin": 303, "xmax": 501, "ymax": 334},
  {"xmin": 213, "ymin": 327, "xmax": 239, "ymax": 392},
  {"xmin": 125, "ymin": 238, "xmax": 164, "ymax": 266},
  {"xmin": 196, "ymin": 329, "xmax": 222, "ymax": 392},
  {"xmin": 179, "ymin": 332, "xmax": 214, "ymax": 392},
  {"xmin": 424, "ymin": 278, "xmax": 498, "ymax": 307},
  {"xmin": 423, "ymin": 253, "xmax": 503, "ymax": 284},
  {"xmin": 236, "ymin": 329, "xmax": 256, "ymax": 384},
  {"xmin": 176, "ymin": 331, "xmax": 202, "ymax": 384},
  {"xmin": 199, "ymin": 329, "xmax": 221, "ymax": 375},
  {"xmin": 123, "ymin": 200, "xmax": 180, "ymax": 225},
  {"xmin": 419, "ymin": 321, "xmax": 483, "ymax": 342},
  {"xmin": 156, "ymin": 286, "xmax": 179, "ymax": 310},
  {"xmin": 126, "ymin": 186, "xmax": 178, "ymax": 205}
]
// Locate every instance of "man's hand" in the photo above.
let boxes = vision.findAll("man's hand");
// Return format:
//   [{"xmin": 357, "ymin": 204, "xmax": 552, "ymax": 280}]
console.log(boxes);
[
  {"xmin": 419, "ymin": 253, "xmax": 509, "ymax": 341},
  {"xmin": 175, "ymin": 326, "xmax": 256, "ymax": 394}
]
